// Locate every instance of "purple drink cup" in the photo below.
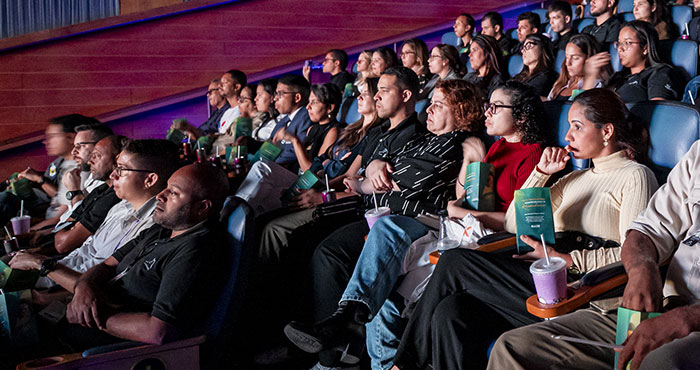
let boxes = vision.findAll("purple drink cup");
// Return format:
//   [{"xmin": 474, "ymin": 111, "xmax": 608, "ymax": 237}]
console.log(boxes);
[
  {"xmin": 530, "ymin": 257, "xmax": 568, "ymax": 304},
  {"xmin": 364, "ymin": 207, "xmax": 390, "ymax": 230},
  {"xmin": 10, "ymin": 215, "xmax": 31, "ymax": 235}
]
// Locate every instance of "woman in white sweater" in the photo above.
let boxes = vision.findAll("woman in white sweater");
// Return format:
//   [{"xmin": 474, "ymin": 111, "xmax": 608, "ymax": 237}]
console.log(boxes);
[{"xmin": 392, "ymin": 88, "xmax": 659, "ymax": 370}]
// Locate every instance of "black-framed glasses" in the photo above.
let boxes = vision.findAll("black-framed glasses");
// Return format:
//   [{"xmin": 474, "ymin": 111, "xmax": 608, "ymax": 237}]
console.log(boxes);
[
  {"xmin": 238, "ymin": 96, "xmax": 254, "ymax": 103},
  {"xmin": 484, "ymin": 102, "xmax": 514, "ymax": 115},
  {"xmin": 399, "ymin": 51, "xmax": 416, "ymax": 57},
  {"xmin": 73, "ymin": 141, "xmax": 97, "ymax": 149},
  {"xmin": 427, "ymin": 54, "xmax": 443, "ymax": 61},
  {"xmin": 520, "ymin": 41, "xmax": 538, "ymax": 52},
  {"xmin": 613, "ymin": 41, "xmax": 641, "ymax": 51},
  {"xmin": 113, "ymin": 166, "xmax": 154, "ymax": 177}
]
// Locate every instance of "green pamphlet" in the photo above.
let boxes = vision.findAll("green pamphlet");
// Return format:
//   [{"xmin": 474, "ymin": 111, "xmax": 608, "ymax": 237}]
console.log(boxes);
[
  {"xmin": 463, "ymin": 162, "xmax": 495, "ymax": 211},
  {"xmin": 615, "ymin": 307, "xmax": 663, "ymax": 369},
  {"xmin": 225, "ymin": 146, "xmax": 248, "ymax": 162},
  {"xmin": 0, "ymin": 260, "xmax": 39, "ymax": 292},
  {"xmin": 282, "ymin": 170, "xmax": 324, "ymax": 202},
  {"xmin": 230, "ymin": 117, "xmax": 253, "ymax": 140},
  {"xmin": 0, "ymin": 289, "xmax": 39, "ymax": 347},
  {"xmin": 514, "ymin": 187, "xmax": 555, "ymax": 254},
  {"xmin": 165, "ymin": 128, "xmax": 187, "ymax": 144},
  {"xmin": 251, "ymin": 142, "xmax": 282, "ymax": 163}
]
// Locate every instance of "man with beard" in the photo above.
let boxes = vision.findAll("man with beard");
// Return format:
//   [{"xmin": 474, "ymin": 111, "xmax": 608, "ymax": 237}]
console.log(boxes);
[
  {"xmin": 30, "ymin": 136, "xmax": 125, "ymax": 254},
  {"xmin": 9, "ymin": 140, "xmax": 179, "ymax": 292},
  {"xmin": 63, "ymin": 164, "xmax": 228, "ymax": 348},
  {"xmin": 581, "ymin": 0, "xmax": 621, "ymax": 44}
]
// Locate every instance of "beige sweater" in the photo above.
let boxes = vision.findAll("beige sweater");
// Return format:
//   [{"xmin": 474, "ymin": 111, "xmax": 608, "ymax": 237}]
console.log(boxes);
[{"xmin": 505, "ymin": 150, "xmax": 659, "ymax": 272}]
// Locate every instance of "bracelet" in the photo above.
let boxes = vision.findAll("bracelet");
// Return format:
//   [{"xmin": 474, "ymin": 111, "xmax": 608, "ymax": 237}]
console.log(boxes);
[{"xmin": 37, "ymin": 176, "xmax": 46, "ymax": 185}]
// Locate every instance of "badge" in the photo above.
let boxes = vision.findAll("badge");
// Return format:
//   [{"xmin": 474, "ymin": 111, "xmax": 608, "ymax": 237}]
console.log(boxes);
[{"xmin": 48, "ymin": 163, "xmax": 57, "ymax": 178}]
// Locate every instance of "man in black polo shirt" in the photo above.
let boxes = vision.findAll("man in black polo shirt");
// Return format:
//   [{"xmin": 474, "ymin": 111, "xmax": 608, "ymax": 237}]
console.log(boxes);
[
  {"xmin": 304, "ymin": 49, "xmax": 356, "ymax": 92},
  {"xmin": 512, "ymin": 11, "xmax": 541, "ymax": 55},
  {"xmin": 549, "ymin": 1, "xmax": 577, "ymax": 53},
  {"xmin": 66, "ymin": 163, "xmax": 228, "ymax": 345},
  {"xmin": 582, "ymin": 0, "xmax": 621, "ymax": 45},
  {"xmin": 480, "ymin": 12, "xmax": 517, "ymax": 57}
]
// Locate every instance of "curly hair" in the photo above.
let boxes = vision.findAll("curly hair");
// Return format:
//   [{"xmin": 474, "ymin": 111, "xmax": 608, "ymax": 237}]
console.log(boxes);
[
  {"xmin": 572, "ymin": 88, "xmax": 650, "ymax": 163},
  {"xmin": 495, "ymin": 81, "xmax": 549, "ymax": 145},
  {"xmin": 435, "ymin": 79, "xmax": 485, "ymax": 134}
]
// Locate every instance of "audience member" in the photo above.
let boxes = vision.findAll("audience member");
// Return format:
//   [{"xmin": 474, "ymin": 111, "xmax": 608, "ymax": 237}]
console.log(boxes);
[
  {"xmin": 686, "ymin": 1, "xmax": 700, "ymax": 41},
  {"xmin": 0, "ymin": 115, "xmax": 81, "ymax": 226},
  {"xmin": 400, "ymin": 39, "xmax": 432, "ymax": 92},
  {"xmin": 370, "ymin": 47, "xmax": 400, "ymax": 79},
  {"xmin": 586, "ymin": 20, "xmax": 682, "ymax": 102},
  {"xmin": 269, "ymin": 74, "xmax": 313, "ymax": 167},
  {"xmin": 488, "ymin": 122, "xmax": 700, "ymax": 370},
  {"xmin": 420, "ymin": 44, "xmax": 465, "ymax": 100},
  {"xmin": 463, "ymin": 34, "xmax": 506, "ymax": 97},
  {"xmin": 513, "ymin": 33, "xmax": 558, "ymax": 98},
  {"xmin": 218, "ymin": 69, "xmax": 247, "ymax": 134},
  {"xmin": 548, "ymin": 34, "xmax": 608, "ymax": 100},
  {"xmin": 213, "ymin": 84, "xmax": 256, "ymax": 147},
  {"xmin": 513, "ymin": 11, "xmax": 541, "ymax": 55},
  {"xmin": 481, "ymin": 11, "xmax": 517, "ymax": 57},
  {"xmin": 548, "ymin": 1, "xmax": 577, "ymax": 53},
  {"xmin": 304, "ymin": 49, "xmax": 356, "ymax": 92},
  {"xmin": 198, "ymin": 79, "xmax": 230, "ymax": 135},
  {"xmin": 354, "ymin": 50, "xmax": 375, "ymax": 93},
  {"xmin": 394, "ymin": 88, "xmax": 658, "ymax": 370},
  {"xmin": 454, "ymin": 13, "xmax": 476, "ymax": 65},
  {"xmin": 50, "ymin": 164, "xmax": 229, "ymax": 356},
  {"xmin": 252, "ymin": 78, "xmax": 279, "ymax": 142},
  {"xmin": 633, "ymin": 0, "xmax": 674, "ymax": 40},
  {"xmin": 9, "ymin": 140, "xmax": 179, "ymax": 293},
  {"xmin": 581, "ymin": 0, "xmax": 622, "ymax": 44}
]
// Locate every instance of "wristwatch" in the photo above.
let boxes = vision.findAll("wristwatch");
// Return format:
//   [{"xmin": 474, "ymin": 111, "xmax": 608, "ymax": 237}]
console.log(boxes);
[
  {"xmin": 66, "ymin": 190, "xmax": 82, "ymax": 200},
  {"xmin": 39, "ymin": 258, "xmax": 57, "ymax": 277}
]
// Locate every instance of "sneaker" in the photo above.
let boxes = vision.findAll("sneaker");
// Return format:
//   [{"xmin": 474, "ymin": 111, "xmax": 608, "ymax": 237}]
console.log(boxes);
[{"xmin": 284, "ymin": 301, "xmax": 369, "ymax": 354}]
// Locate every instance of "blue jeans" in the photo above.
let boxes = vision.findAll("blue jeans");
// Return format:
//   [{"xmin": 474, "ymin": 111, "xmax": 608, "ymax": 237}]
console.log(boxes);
[{"xmin": 339, "ymin": 215, "xmax": 430, "ymax": 370}]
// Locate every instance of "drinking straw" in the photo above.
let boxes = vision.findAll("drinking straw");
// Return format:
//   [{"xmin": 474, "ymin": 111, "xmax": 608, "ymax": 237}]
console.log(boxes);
[
  {"xmin": 325, "ymin": 174, "xmax": 330, "ymax": 193},
  {"xmin": 372, "ymin": 191, "xmax": 378, "ymax": 212},
  {"xmin": 216, "ymin": 145, "xmax": 219, "ymax": 156},
  {"xmin": 20, "ymin": 200, "xmax": 24, "ymax": 217},
  {"xmin": 237, "ymin": 145, "xmax": 241, "ymax": 158},
  {"xmin": 541, "ymin": 233, "xmax": 551, "ymax": 265},
  {"xmin": 689, "ymin": 90, "xmax": 696, "ymax": 106},
  {"xmin": 686, "ymin": 23, "xmax": 690, "ymax": 37},
  {"xmin": 4, "ymin": 226, "xmax": 11, "ymax": 238}
]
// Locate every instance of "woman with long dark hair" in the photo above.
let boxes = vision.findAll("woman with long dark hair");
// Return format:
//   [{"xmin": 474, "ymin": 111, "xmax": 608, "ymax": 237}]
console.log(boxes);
[
  {"xmin": 463, "ymin": 34, "xmax": 505, "ymax": 97},
  {"xmin": 548, "ymin": 34, "xmax": 610, "ymax": 101},
  {"xmin": 513, "ymin": 33, "xmax": 558, "ymax": 98},
  {"xmin": 420, "ymin": 44, "xmax": 466, "ymax": 99}
]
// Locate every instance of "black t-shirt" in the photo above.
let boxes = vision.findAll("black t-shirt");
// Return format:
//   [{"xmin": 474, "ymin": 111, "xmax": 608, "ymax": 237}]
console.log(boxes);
[
  {"xmin": 110, "ymin": 223, "xmax": 226, "ymax": 337},
  {"xmin": 330, "ymin": 71, "xmax": 356, "ymax": 92},
  {"xmin": 69, "ymin": 183, "xmax": 120, "ymax": 234},
  {"xmin": 611, "ymin": 64, "xmax": 681, "ymax": 103},
  {"xmin": 552, "ymin": 30, "xmax": 576, "ymax": 53},
  {"xmin": 359, "ymin": 113, "xmax": 426, "ymax": 173},
  {"xmin": 498, "ymin": 36, "xmax": 518, "ymax": 57},
  {"xmin": 582, "ymin": 16, "xmax": 621, "ymax": 44},
  {"xmin": 464, "ymin": 72, "xmax": 505, "ymax": 98},
  {"xmin": 524, "ymin": 69, "xmax": 559, "ymax": 97}
]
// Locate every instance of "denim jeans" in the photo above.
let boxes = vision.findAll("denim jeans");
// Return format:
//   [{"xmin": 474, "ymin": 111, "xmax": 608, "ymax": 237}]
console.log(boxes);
[{"xmin": 339, "ymin": 215, "xmax": 430, "ymax": 370}]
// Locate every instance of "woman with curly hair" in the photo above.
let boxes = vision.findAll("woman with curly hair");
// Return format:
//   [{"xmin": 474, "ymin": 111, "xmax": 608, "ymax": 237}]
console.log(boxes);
[
  {"xmin": 392, "ymin": 88, "xmax": 658, "ymax": 370},
  {"xmin": 283, "ymin": 80, "xmax": 503, "ymax": 369}
]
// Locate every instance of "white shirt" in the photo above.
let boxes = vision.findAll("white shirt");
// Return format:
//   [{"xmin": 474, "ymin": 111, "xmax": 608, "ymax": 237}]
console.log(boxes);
[
  {"xmin": 219, "ymin": 105, "xmax": 241, "ymax": 134},
  {"xmin": 58, "ymin": 196, "xmax": 158, "ymax": 273}
]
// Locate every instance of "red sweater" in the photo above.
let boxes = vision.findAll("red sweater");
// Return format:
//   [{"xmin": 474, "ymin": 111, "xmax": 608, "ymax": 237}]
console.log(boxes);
[{"xmin": 484, "ymin": 138, "xmax": 544, "ymax": 212}]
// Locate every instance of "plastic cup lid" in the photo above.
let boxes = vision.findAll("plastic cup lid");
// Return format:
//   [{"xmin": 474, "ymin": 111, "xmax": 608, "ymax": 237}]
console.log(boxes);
[{"xmin": 530, "ymin": 257, "xmax": 567, "ymax": 273}]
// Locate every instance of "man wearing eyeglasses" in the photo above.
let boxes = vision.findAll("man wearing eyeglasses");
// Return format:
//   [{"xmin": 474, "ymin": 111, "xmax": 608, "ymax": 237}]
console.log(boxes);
[
  {"xmin": 10, "ymin": 140, "xmax": 178, "ymax": 294},
  {"xmin": 303, "ymin": 49, "xmax": 355, "ymax": 92},
  {"xmin": 198, "ymin": 79, "xmax": 230, "ymax": 136},
  {"xmin": 269, "ymin": 74, "xmax": 313, "ymax": 167}
]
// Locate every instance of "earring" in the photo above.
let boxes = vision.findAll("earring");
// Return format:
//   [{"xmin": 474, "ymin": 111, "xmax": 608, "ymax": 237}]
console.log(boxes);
[
  {"xmin": 328, "ymin": 113, "xmax": 332, "ymax": 119},
  {"xmin": 603, "ymin": 139, "xmax": 609, "ymax": 147}
]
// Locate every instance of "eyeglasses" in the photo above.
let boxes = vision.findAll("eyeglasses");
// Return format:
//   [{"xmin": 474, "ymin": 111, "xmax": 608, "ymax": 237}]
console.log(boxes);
[
  {"xmin": 613, "ymin": 41, "xmax": 641, "ymax": 51},
  {"xmin": 238, "ymin": 96, "xmax": 254, "ymax": 103},
  {"xmin": 399, "ymin": 51, "xmax": 416, "ymax": 57},
  {"xmin": 323, "ymin": 58, "xmax": 336, "ymax": 63},
  {"xmin": 484, "ymin": 102, "xmax": 514, "ymax": 115},
  {"xmin": 73, "ymin": 141, "xmax": 97, "ymax": 149},
  {"xmin": 520, "ymin": 41, "xmax": 538, "ymax": 52},
  {"xmin": 428, "ymin": 54, "xmax": 443, "ymax": 61},
  {"xmin": 273, "ymin": 91, "xmax": 297, "ymax": 98},
  {"xmin": 206, "ymin": 89, "xmax": 219, "ymax": 95},
  {"xmin": 113, "ymin": 166, "xmax": 154, "ymax": 177}
]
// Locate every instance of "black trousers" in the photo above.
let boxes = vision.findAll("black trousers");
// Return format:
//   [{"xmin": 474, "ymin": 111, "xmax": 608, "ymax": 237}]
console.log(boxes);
[{"xmin": 393, "ymin": 248, "xmax": 550, "ymax": 370}]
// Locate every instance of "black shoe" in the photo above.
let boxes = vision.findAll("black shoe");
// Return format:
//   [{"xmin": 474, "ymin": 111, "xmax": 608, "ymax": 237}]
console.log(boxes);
[{"xmin": 284, "ymin": 301, "xmax": 370, "ymax": 354}]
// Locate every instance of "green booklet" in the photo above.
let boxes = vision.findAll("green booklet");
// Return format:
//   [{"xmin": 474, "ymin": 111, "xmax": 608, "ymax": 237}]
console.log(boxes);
[
  {"xmin": 282, "ymin": 170, "xmax": 324, "ymax": 202},
  {"xmin": 0, "ymin": 260, "xmax": 39, "ymax": 292},
  {"xmin": 0, "ymin": 289, "xmax": 39, "ymax": 347},
  {"xmin": 513, "ymin": 187, "xmax": 555, "ymax": 254},
  {"xmin": 251, "ymin": 142, "xmax": 282, "ymax": 163},
  {"xmin": 463, "ymin": 162, "xmax": 495, "ymax": 211},
  {"xmin": 165, "ymin": 128, "xmax": 187, "ymax": 144},
  {"xmin": 7, "ymin": 174, "xmax": 34, "ymax": 200},
  {"xmin": 230, "ymin": 117, "xmax": 253, "ymax": 140},
  {"xmin": 225, "ymin": 146, "xmax": 248, "ymax": 162},
  {"xmin": 615, "ymin": 307, "xmax": 663, "ymax": 369}
]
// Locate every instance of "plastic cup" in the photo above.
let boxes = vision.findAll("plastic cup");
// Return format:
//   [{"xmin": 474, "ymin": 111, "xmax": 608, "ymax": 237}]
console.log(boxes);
[
  {"xmin": 321, "ymin": 190, "xmax": 336, "ymax": 203},
  {"xmin": 364, "ymin": 207, "xmax": 390, "ymax": 230},
  {"xmin": 437, "ymin": 239, "xmax": 460, "ymax": 254},
  {"xmin": 530, "ymin": 257, "xmax": 568, "ymax": 304},
  {"xmin": 10, "ymin": 215, "xmax": 31, "ymax": 235},
  {"xmin": 4, "ymin": 237, "xmax": 18, "ymax": 254}
]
